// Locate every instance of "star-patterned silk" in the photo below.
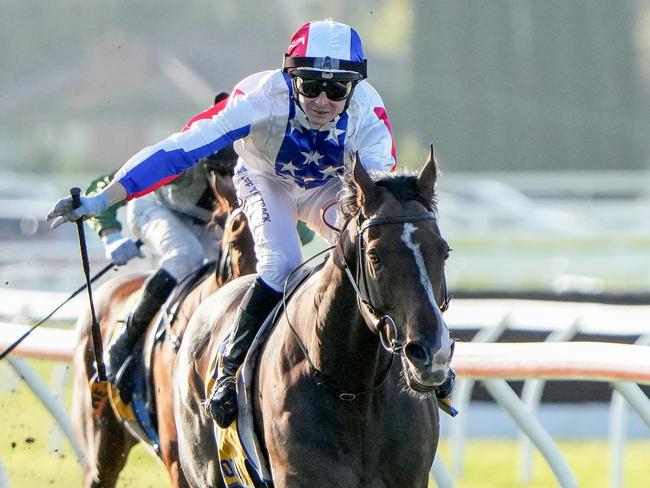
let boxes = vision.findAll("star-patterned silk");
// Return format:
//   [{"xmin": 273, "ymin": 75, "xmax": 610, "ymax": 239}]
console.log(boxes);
[{"xmin": 275, "ymin": 105, "xmax": 349, "ymax": 189}]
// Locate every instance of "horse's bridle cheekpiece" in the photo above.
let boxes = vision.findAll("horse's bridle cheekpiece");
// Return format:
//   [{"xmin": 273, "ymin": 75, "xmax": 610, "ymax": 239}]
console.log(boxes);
[
  {"xmin": 287, "ymin": 207, "xmax": 450, "ymax": 402},
  {"xmin": 337, "ymin": 210, "xmax": 440, "ymax": 354}
]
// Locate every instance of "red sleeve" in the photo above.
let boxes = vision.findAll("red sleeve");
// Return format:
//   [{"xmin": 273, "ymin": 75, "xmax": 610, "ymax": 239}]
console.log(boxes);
[
  {"xmin": 149, "ymin": 96, "xmax": 231, "ymax": 190},
  {"xmin": 182, "ymin": 95, "xmax": 230, "ymax": 132}
]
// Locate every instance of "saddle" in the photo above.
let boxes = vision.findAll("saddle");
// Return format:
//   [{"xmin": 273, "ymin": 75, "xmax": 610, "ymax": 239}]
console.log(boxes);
[
  {"xmin": 208, "ymin": 266, "xmax": 315, "ymax": 488},
  {"xmin": 108, "ymin": 262, "xmax": 217, "ymax": 454}
]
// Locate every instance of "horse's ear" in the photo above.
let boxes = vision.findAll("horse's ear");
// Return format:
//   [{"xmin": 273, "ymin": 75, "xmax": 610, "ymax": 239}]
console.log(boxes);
[
  {"xmin": 352, "ymin": 152, "xmax": 377, "ymax": 213},
  {"xmin": 416, "ymin": 144, "xmax": 439, "ymax": 201},
  {"xmin": 211, "ymin": 172, "xmax": 238, "ymax": 213}
]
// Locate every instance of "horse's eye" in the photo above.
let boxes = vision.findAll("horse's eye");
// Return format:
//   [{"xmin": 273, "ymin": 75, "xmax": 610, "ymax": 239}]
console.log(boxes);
[
  {"xmin": 367, "ymin": 249, "xmax": 382, "ymax": 268},
  {"xmin": 443, "ymin": 246, "xmax": 452, "ymax": 261}
]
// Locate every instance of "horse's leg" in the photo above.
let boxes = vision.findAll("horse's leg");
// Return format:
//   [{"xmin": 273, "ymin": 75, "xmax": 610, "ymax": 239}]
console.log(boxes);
[
  {"xmin": 88, "ymin": 410, "xmax": 137, "ymax": 487},
  {"xmin": 72, "ymin": 333, "xmax": 137, "ymax": 487},
  {"xmin": 71, "ymin": 278, "xmax": 147, "ymax": 488},
  {"xmin": 173, "ymin": 338, "xmax": 224, "ymax": 487},
  {"xmin": 153, "ymin": 340, "xmax": 190, "ymax": 488},
  {"xmin": 71, "ymin": 338, "xmax": 99, "ymax": 487}
]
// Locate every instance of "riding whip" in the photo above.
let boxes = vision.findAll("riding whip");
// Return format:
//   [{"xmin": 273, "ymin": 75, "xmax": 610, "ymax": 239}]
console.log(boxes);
[
  {"xmin": 69, "ymin": 187, "xmax": 112, "ymax": 412},
  {"xmin": 0, "ymin": 240, "xmax": 142, "ymax": 361}
]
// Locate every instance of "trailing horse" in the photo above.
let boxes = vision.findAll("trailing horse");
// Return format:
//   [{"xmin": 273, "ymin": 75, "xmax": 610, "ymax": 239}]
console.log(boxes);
[
  {"xmin": 70, "ymin": 167, "xmax": 256, "ymax": 488},
  {"xmin": 174, "ymin": 148, "xmax": 454, "ymax": 487}
]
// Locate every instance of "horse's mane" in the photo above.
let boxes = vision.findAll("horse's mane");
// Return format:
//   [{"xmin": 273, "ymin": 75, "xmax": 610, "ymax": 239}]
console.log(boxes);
[{"xmin": 338, "ymin": 169, "xmax": 438, "ymax": 219}]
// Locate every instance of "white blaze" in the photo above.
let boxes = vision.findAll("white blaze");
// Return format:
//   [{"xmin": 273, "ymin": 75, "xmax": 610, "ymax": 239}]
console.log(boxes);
[{"xmin": 401, "ymin": 223, "xmax": 437, "ymax": 310}]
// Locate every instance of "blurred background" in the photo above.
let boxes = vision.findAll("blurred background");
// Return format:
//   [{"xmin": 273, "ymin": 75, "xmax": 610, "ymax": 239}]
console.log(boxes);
[
  {"xmin": 2, "ymin": 3, "xmax": 650, "ymax": 486},
  {"xmin": 1, "ymin": 0, "xmax": 650, "ymax": 294}
]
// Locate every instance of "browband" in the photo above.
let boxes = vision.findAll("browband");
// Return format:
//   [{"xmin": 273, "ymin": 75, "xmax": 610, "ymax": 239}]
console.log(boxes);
[{"xmin": 358, "ymin": 212, "xmax": 436, "ymax": 234}]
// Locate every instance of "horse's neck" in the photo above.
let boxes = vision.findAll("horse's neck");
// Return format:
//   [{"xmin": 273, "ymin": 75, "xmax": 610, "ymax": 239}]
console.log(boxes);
[
  {"xmin": 305, "ymin": 260, "xmax": 390, "ymax": 392},
  {"xmin": 215, "ymin": 210, "xmax": 256, "ymax": 286}
]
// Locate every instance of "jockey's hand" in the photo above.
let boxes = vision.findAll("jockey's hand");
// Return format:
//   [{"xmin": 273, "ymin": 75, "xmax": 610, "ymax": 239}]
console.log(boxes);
[
  {"xmin": 47, "ymin": 193, "xmax": 109, "ymax": 229},
  {"xmin": 101, "ymin": 232, "xmax": 143, "ymax": 266}
]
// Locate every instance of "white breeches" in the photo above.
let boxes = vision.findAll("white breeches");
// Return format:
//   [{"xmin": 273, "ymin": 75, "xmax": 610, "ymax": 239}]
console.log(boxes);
[
  {"xmin": 233, "ymin": 163, "xmax": 340, "ymax": 292},
  {"xmin": 126, "ymin": 193, "xmax": 222, "ymax": 282}
]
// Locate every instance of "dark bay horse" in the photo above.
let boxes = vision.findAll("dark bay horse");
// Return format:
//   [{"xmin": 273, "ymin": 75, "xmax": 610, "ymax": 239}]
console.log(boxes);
[
  {"xmin": 71, "ymin": 167, "xmax": 256, "ymax": 488},
  {"xmin": 174, "ymin": 149, "xmax": 454, "ymax": 487}
]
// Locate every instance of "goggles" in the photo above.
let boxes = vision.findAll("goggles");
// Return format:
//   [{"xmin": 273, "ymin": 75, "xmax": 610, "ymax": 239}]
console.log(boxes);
[{"xmin": 294, "ymin": 77, "xmax": 355, "ymax": 101}]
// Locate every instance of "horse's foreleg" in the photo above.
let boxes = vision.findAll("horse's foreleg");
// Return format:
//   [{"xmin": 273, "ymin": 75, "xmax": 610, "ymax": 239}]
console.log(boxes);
[
  {"xmin": 173, "ymin": 352, "xmax": 224, "ymax": 487},
  {"xmin": 154, "ymin": 342, "xmax": 191, "ymax": 488},
  {"xmin": 75, "ymin": 377, "xmax": 137, "ymax": 487},
  {"xmin": 86, "ymin": 412, "xmax": 137, "ymax": 487},
  {"xmin": 72, "ymin": 336, "xmax": 137, "ymax": 487}
]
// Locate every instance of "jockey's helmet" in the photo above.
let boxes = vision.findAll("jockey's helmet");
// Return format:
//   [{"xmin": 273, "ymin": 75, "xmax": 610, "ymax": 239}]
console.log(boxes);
[{"xmin": 283, "ymin": 20, "xmax": 367, "ymax": 104}]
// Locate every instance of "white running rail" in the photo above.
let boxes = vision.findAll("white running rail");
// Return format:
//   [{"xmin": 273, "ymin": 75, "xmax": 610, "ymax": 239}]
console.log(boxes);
[{"xmin": 2, "ymin": 304, "xmax": 650, "ymax": 487}]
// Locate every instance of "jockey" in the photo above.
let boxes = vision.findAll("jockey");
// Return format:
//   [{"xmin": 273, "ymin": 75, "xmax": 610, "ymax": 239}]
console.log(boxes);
[
  {"xmin": 47, "ymin": 19, "xmax": 453, "ymax": 427},
  {"xmin": 86, "ymin": 92, "xmax": 239, "ymax": 396}
]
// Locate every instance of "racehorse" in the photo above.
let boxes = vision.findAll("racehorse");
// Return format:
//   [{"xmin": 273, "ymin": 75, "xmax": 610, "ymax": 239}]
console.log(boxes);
[
  {"xmin": 70, "ymin": 164, "xmax": 256, "ymax": 488},
  {"xmin": 173, "ymin": 148, "xmax": 454, "ymax": 487}
]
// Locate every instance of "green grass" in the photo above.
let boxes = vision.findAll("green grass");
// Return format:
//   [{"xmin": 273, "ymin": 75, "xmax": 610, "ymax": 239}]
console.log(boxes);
[
  {"xmin": 1, "ymin": 359, "xmax": 649, "ymax": 487},
  {"xmin": 0, "ymin": 359, "xmax": 170, "ymax": 487},
  {"xmin": 433, "ymin": 440, "xmax": 650, "ymax": 488}
]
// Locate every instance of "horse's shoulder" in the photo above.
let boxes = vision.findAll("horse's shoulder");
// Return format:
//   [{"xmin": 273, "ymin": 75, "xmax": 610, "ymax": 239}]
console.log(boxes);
[
  {"xmin": 182, "ymin": 275, "xmax": 256, "ymax": 352},
  {"xmin": 203, "ymin": 274, "xmax": 256, "ymax": 321},
  {"xmin": 98, "ymin": 271, "xmax": 149, "ymax": 303},
  {"xmin": 173, "ymin": 274, "xmax": 217, "ymax": 329}
]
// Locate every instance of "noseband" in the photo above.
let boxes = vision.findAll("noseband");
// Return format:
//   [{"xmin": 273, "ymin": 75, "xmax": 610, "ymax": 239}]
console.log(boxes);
[{"xmin": 335, "ymin": 209, "xmax": 450, "ymax": 354}]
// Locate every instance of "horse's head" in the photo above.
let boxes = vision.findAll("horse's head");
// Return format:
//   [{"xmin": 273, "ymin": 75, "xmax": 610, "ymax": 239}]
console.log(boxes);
[
  {"xmin": 202, "ymin": 155, "xmax": 257, "ymax": 284},
  {"xmin": 338, "ymin": 147, "xmax": 454, "ymax": 393},
  {"xmin": 204, "ymin": 154, "xmax": 238, "ymax": 229}
]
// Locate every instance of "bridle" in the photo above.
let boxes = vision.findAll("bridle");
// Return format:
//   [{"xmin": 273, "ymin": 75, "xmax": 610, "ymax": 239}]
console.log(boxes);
[
  {"xmin": 335, "ymin": 208, "xmax": 451, "ymax": 355},
  {"xmin": 283, "ymin": 204, "xmax": 451, "ymax": 401}
]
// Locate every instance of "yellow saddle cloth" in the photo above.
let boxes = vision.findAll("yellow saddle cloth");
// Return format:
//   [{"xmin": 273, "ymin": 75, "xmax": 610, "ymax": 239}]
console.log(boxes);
[
  {"xmin": 206, "ymin": 267, "xmax": 348, "ymax": 487},
  {"xmin": 206, "ymin": 343, "xmax": 273, "ymax": 488},
  {"xmin": 216, "ymin": 420, "xmax": 257, "ymax": 487}
]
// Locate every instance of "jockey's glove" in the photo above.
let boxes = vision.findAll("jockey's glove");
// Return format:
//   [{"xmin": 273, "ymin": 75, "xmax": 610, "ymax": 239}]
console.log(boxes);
[
  {"xmin": 101, "ymin": 232, "xmax": 143, "ymax": 266},
  {"xmin": 47, "ymin": 192, "xmax": 109, "ymax": 229}
]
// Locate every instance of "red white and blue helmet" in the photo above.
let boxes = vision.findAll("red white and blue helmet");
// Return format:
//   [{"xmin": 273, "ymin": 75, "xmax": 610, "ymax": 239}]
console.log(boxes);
[{"xmin": 283, "ymin": 19, "xmax": 367, "ymax": 82}]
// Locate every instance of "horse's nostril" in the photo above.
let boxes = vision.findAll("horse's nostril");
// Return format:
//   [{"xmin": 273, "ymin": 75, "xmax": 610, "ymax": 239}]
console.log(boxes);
[{"xmin": 404, "ymin": 342, "xmax": 430, "ymax": 365}]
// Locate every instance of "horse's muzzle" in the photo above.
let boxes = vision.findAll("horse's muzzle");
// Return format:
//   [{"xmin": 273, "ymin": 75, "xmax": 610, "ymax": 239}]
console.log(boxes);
[{"xmin": 403, "ymin": 339, "xmax": 454, "ymax": 391}]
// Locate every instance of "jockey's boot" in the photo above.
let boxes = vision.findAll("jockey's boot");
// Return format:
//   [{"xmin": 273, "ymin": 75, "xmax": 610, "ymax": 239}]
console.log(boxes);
[
  {"xmin": 107, "ymin": 268, "xmax": 177, "ymax": 396},
  {"xmin": 205, "ymin": 277, "xmax": 282, "ymax": 428}
]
